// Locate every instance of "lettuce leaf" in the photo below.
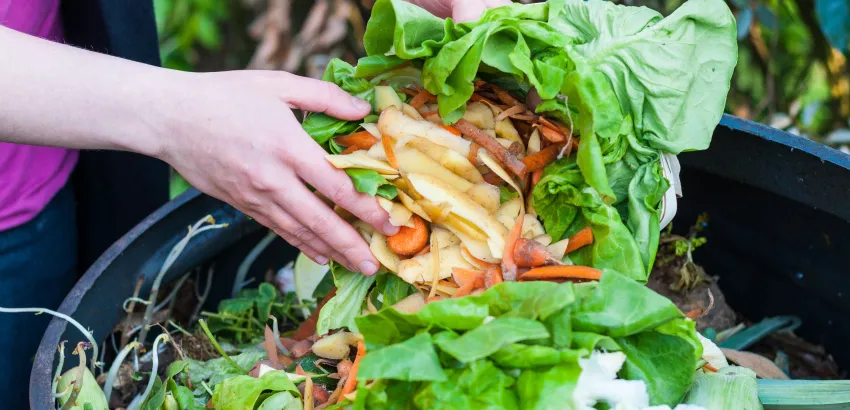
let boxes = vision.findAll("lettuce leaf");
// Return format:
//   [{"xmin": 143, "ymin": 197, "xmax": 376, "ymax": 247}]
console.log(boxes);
[
  {"xmin": 316, "ymin": 263, "xmax": 377, "ymax": 335},
  {"xmin": 345, "ymin": 169, "xmax": 398, "ymax": 200},
  {"xmin": 358, "ymin": 333, "xmax": 447, "ymax": 382}
]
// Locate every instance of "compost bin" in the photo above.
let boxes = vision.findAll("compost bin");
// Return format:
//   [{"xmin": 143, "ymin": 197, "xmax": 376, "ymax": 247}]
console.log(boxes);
[{"xmin": 29, "ymin": 115, "xmax": 850, "ymax": 409}]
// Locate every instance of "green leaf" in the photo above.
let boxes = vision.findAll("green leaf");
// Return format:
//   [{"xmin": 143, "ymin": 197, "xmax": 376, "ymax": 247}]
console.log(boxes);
[
  {"xmin": 413, "ymin": 361, "xmax": 519, "ymax": 410},
  {"xmin": 195, "ymin": 13, "xmax": 221, "ymax": 49},
  {"xmin": 435, "ymin": 317, "xmax": 550, "ymax": 363},
  {"xmin": 355, "ymin": 55, "xmax": 408, "ymax": 78},
  {"xmin": 141, "ymin": 377, "xmax": 166, "ymax": 410},
  {"xmin": 165, "ymin": 360, "xmax": 188, "ymax": 380},
  {"xmin": 615, "ymin": 330, "xmax": 700, "ymax": 406},
  {"xmin": 358, "ymin": 333, "xmax": 447, "ymax": 381},
  {"xmin": 375, "ymin": 272, "xmax": 416, "ymax": 306},
  {"xmin": 302, "ymin": 114, "xmax": 361, "ymax": 145},
  {"xmin": 212, "ymin": 371, "xmax": 300, "ymax": 410},
  {"xmin": 572, "ymin": 270, "xmax": 683, "ymax": 337},
  {"xmin": 499, "ymin": 186, "xmax": 519, "ymax": 204},
  {"xmin": 256, "ymin": 391, "xmax": 302, "ymax": 410},
  {"xmin": 317, "ymin": 263, "xmax": 377, "ymax": 335},
  {"xmin": 516, "ymin": 364, "xmax": 582, "ymax": 410},
  {"xmin": 345, "ymin": 169, "xmax": 398, "ymax": 199},
  {"xmin": 186, "ymin": 350, "xmax": 267, "ymax": 392},
  {"xmin": 490, "ymin": 344, "xmax": 587, "ymax": 369}
]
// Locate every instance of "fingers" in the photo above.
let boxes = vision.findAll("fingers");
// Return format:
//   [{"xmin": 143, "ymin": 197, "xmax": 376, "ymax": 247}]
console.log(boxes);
[
  {"xmin": 294, "ymin": 142, "xmax": 399, "ymax": 237},
  {"xmin": 279, "ymin": 75, "xmax": 371, "ymax": 121},
  {"xmin": 451, "ymin": 0, "xmax": 511, "ymax": 22},
  {"xmin": 276, "ymin": 181, "xmax": 382, "ymax": 275}
]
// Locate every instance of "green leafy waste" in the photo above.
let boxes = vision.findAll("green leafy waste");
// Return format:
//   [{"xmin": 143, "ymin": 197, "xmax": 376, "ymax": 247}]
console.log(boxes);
[
  {"xmin": 323, "ymin": 0, "xmax": 739, "ymax": 283},
  {"xmin": 343, "ymin": 270, "xmax": 703, "ymax": 410}
]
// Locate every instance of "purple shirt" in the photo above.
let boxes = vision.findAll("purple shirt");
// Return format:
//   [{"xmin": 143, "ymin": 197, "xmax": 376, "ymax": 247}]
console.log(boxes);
[{"xmin": 0, "ymin": 0, "xmax": 77, "ymax": 231}]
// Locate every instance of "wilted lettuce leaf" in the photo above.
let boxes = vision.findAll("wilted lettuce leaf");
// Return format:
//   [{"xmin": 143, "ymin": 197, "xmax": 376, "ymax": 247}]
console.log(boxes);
[
  {"xmin": 345, "ymin": 169, "xmax": 398, "ymax": 199},
  {"xmin": 317, "ymin": 263, "xmax": 377, "ymax": 335},
  {"xmin": 572, "ymin": 268, "xmax": 684, "ymax": 337},
  {"xmin": 435, "ymin": 317, "xmax": 550, "ymax": 362},
  {"xmin": 413, "ymin": 360, "xmax": 519, "ymax": 410},
  {"xmin": 358, "ymin": 333, "xmax": 447, "ymax": 382},
  {"xmin": 516, "ymin": 364, "xmax": 582, "ymax": 410},
  {"xmin": 212, "ymin": 371, "xmax": 300, "ymax": 410},
  {"xmin": 490, "ymin": 344, "xmax": 587, "ymax": 369},
  {"xmin": 616, "ymin": 330, "xmax": 700, "ymax": 406}
]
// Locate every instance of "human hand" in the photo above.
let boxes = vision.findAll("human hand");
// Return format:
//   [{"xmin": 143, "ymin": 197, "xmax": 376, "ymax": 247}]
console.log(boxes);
[
  {"xmin": 157, "ymin": 70, "xmax": 399, "ymax": 275},
  {"xmin": 406, "ymin": 0, "xmax": 513, "ymax": 22}
]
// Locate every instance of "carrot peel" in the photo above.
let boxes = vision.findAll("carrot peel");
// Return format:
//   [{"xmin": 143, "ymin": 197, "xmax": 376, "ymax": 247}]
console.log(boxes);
[
  {"xmin": 513, "ymin": 238, "xmax": 554, "ymax": 268},
  {"xmin": 335, "ymin": 131, "xmax": 379, "ymax": 150},
  {"xmin": 501, "ymin": 214, "xmax": 525, "ymax": 281},
  {"xmin": 517, "ymin": 265, "xmax": 602, "ymax": 282},
  {"xmin": 565, "ymin": 227, "xmax": 594, "ymax": 254},
  {"xmin": 340, "ymin": 341, "xmax": 366, "ymax": 398},
  {"xmin": 382, "ymin": 137, "xmax": 399, "ymax": 169}
]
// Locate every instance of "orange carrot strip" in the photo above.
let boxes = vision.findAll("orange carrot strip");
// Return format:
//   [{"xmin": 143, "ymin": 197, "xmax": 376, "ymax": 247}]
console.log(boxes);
[
  {"xmin": 522, "ymin": 143, "xmax": 564, "ymax": 172},
  {"xmin": 531, "ymin": 169, "xmax": 543, "ymax": 186},
  {"xmin": 494, "ymin": 105, "xmax": 526, "ymax": 122},
  {"xmin": 518, "ymin": 265, "xmax": 602, "ymax": 282},
  {"xmin": 490, "ymin": 85, "xmax": 525, "ymax": 107},
  {"xmin": 453, "ymin": 281, "xmax": 477, "ymax": 298},
  {"xmin": 470, "ymin": 93, "xmax": 501, "ymax": 108},
  {"xmin": 451, "ymin": 268, "xmax": 485, "ymax": 287},
  {"xmin": 437, "ymin": 280, "xmax": 460, "ymax": 288},
  {"xmin": 409, "ymin": 90, "xmax": 437, "ymax": 109},
  {"xmin": 539, "ymin": 117, "xmax": 566, "ymax": 133},
  {"xmin": 565, "ymin": 227, "xmax": 594, "ymax": 254},
  {"xmin": 340, "ymin": 341, "xmax": 365, "ymax": 398},
  {"xmin": 510, "ymin": 114, "xmax": 539, "ymax": 122},
  {"xmin": 442, "ymin": 124, "xmax": 462, "ymax": 136},
  {"xmin": 501, "ymin": 214, "xmax": 525, "ymax": 281},
  {"xmin": 467, "ymin": 143, "xmax": 481, "ymax": 164},
  {"xmin": 340, "ymin": 146, "xmax": 359, "ymax": 155},
  {"xmin": 482, "ymin": 172, "xmax": 505, "ymax": 186},
  {"xmin": 703, "ymin": 363, "xmax": 718, "ymax": 372},
  {"xmin": 387, "ymin": 214, "xmax": 429, "ymax": 256},
  {"xmin": 382, "ymin": 136, "xmax": 399, "ymax": 169},
  {"xmin": 264, "ymin": 325, "xmax": 279, "ymax": 364},
  {"xmin": 293, "ymin": 287, "xmax": 336, "ymax": 340},
  {"xmin": 537, "ymin": 124, "xmax": 566, "ymax": 143},
  {"xmin": 686, "ymin": 309, "xmax": 703, "ymax": 320},
  {"xmin": 455, "ymin": 119, "xmax": 527, "ymax": 177},
  {"xmin": 513, "ymin": 238, "xmax": 553, "ymax": 268},
  {"xmin": 485, "ymin": 266, "xmax": 503, "ymax": 288},
  {"xmin": 335, "ymin": 131, "xmax": 379, "ymax": 150},
  {"xmin": 422, "ymin": 111, "xmax": 440, "ymax": 118}
]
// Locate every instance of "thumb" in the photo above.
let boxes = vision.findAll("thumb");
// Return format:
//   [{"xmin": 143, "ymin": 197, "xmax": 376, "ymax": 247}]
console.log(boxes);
[
  {"xmin": 452, "ymin": 0, "xmax": 512, "ymax": 23},
  {"xmin": 279, "ymin": 74, "xmax": 371, "ymax": 120}
]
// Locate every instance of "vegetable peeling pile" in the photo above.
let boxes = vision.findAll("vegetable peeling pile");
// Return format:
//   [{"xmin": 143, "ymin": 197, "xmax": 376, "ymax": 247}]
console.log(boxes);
[{"xmin": 13, "ymin": 1, "xmax": 850, "ymax": 409}]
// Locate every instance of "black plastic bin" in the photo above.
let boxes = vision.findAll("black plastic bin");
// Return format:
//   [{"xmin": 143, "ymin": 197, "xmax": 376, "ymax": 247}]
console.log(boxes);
[{"xmin": 29, "ymin": 115, "xmax": 850, "ymax": 409}]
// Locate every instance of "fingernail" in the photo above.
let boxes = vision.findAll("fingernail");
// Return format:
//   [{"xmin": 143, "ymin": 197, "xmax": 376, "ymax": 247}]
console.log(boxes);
[
  {"xmin": 351, "ymin": 96, "xmax": 371, "ymax": 111},
  {"xmin": 315, "ymin": 256, "xmax": 329, "ymax": 265},
  {"xmin": 383, "ymin": 222, "xmax": 400, "ymax": 236},
  {"xmin": 359, "ymin": 261, "xmax": 379, "ymax": 276}
]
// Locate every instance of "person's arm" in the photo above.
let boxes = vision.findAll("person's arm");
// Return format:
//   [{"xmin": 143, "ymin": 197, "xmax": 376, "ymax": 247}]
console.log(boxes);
[
  {"xmin": 405, "ymin": 0, "xmax": 512, "ymax": 22},
  {"xmin": 0, "ymin": 25, "xmax": 397, "ymax": 274}
]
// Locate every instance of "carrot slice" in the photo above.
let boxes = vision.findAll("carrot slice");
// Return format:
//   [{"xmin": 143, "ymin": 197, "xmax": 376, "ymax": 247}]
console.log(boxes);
[
  {"xmin": 382, "ymin": 136, "xmax": 399, "ymax": 169},
  {"xmin": 455, "ymin": 119, "xmax": 527, "ymax": 177},
  {"xmin": 335, "ymin": 131, "xmax": 379, "ymax": 150},
  {"xmin": 453, "ymin": 281, "xmax": 477, "ymax": 298},
  {"xmin": 703, "ymin": 363, "xmax": 719, "ymax": 372},
  {"xmin": 518, "ymin": 265, "xmax": 603, "ymax": 282},
  {"xmin": 467, "ymin": 143, "xmax": 481, "ymax": 164},
  {"xmin": 485, "ymin": 266, "xmax": 503, "ymax": 288},
  {"xmin": 293, "ymin": 287, "xmax": 337, "ymax": 340},
  {"xmin": 513, "ymin": 238, "xmax": 553, "ymax": 268},
  {"xmin": 387, "ymin": 214, "xmax": 429, "ymax": 256},
  {"xmin": 409, "ymin": 90, "xmax": 437, "ymax": 109},
  {"xmin": 437, "ymin": 280, "xmax": 460, "ymax": 288},
  {"xmin": 482, "ymin": 172, "xmax": 505, "ymax": 186},
  {"xmin": 565, "ymin": 227, "xmax": 594, "ymax": 254},
  {"xmin": 340, "ymin": 341, "xmax": 365, "ymax": 398},
  {"xmin": 522, "ymin": 143, "xmax": 565, "ymax": 172},
  {"xmin": 442, "ymin": 124, "xmax": 462, "ymax": 136},
  {"xmin": 501, "ymin": 214, "xmax": 525, "ymax": 281}
]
